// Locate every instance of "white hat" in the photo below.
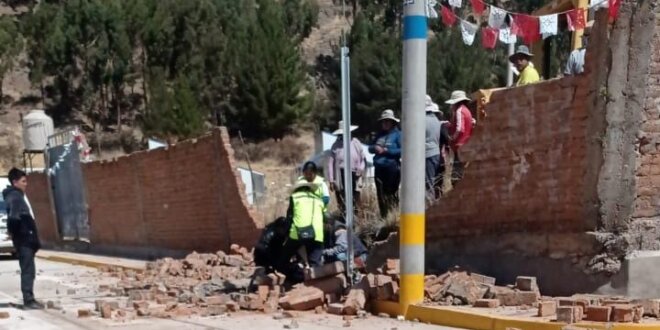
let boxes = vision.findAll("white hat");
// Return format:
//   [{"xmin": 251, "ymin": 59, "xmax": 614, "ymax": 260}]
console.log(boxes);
[
  {"xmin": 445, "ymin": 90, "xmax": 471, "ymax": 105},
  {"xmin": 377, "ymin": 109, "xmax": 400, "ymax": 123},
  {"xmin": 426, "ymin": 102, "xmax": 440, "ymax": 113},
  {"xmin": 425, "ymin": 95, "xmax": 440, "ymax": 113},
  {"xmin": 291, "ymin": 181, "xmax": 318, "ymax": 193},
  {"xmin": 332, "ymin": 121, "xmax": 359, "ymax": 135}
]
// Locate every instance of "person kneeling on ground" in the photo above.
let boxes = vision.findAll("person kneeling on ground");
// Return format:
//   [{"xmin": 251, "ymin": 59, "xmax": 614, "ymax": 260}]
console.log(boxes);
[
  {"xmin": 254, "ymin": 216, "xmax": 290, "ymax": 273},
  {"xmin": 277, "ymin": 182, "xmax": 325, "ymax": 282},
  {"xmin": 322, "ymin": 221, "xmax": 368, "ymax": 269}
]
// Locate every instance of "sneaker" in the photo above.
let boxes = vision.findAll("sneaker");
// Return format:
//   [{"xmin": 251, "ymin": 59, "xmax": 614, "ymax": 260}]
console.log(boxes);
[{"xmin": 22, "ymin": 300, "xmax": 44, "ymax": 310}]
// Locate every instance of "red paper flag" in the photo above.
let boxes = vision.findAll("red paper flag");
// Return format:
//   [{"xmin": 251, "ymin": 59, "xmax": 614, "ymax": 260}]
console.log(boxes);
[
  {"xmin": 512, "ymin": 14, "xmax": 540, "ymax": 45},
  {"xmin": 471, "ymin": 0, "xmax": 486, "ymax": 16},
  {"xmin": 441, "ymin": 5, "xmax": 457, "ymax": 27},
  {"xmin": 482, "ymin": 27, "xmax": 498, "ymax": 49},
  {"xmin": 566, "ymin": 8, "xmax": 586, "ymax": 31},
  {"xmin": 609, "ymin": 0, "xmax": 621, "ymax": 20}
]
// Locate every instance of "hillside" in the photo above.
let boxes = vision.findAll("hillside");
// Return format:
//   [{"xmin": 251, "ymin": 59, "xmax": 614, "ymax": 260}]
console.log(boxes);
[{"xmin": 0, "ymin": 0, "xmax": 350, "ymax": 173}]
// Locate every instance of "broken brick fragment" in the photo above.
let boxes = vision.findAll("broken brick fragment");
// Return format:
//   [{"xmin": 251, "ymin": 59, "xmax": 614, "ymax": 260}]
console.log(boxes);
[
  {"xmin": 474, "ymin": 299, "xmax": 500, "ymax": 308},
  {"xmin": 537, "ymin": 300, "xmax": 557, "ymax": 317},
  {"xmin": 611, "ymin": 304, "xmax": 634, "ymax": 323}
]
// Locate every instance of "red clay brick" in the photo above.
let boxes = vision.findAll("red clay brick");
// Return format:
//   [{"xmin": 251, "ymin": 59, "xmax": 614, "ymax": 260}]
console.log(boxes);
[
  {"xmin": 474, "ymin": 299, "xmax": 500, "ymax": 308},
  {"xmin": 611, "ymin": 305, "xmax": 634, "ymax": 323},
  {"xmin": 279, "ymin": 287, "xmax": 324, "ymax": 311},
  {"xmin": 584, "ymin": 306, "xmax": 611, "ymax": 322},
  {"xmin": 515, "ymin": 276, "xmax": 538, "ymax": 292},
  {"xmin": 304, "ymin": 262, "xmax": 345, "ymax": 281},
  {"xmin": 557, "ymin": 306, "xmax": 582, "ymax": 324}
]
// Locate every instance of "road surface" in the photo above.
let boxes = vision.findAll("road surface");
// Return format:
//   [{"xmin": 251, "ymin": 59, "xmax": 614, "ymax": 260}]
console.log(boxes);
[{"xmin": 0, "ymin": 254, "xmax": 463, "ymax": 330}]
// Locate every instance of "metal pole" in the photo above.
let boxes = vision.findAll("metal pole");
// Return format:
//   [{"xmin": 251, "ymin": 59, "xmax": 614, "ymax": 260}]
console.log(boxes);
[
  {"xmin": 507, "ymin": 42, "xmax": 515, "ymax": 87},
  {"xmin": 341, "ymin": 45, "xmax": 355, "ymax": 284},
  {"xmin": 400, "ymin": 0, "xmax": 427, "ymax": 316}
]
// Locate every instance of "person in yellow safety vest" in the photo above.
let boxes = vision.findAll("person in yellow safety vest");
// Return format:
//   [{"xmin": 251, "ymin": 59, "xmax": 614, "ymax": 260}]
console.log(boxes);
[
  {"xmin": 297, "ymin": 161, "xmax": 330, "ymax": 209},
  {"xmin": 280, "ymin": 181, "xmax": 325, "ymax": 269}
]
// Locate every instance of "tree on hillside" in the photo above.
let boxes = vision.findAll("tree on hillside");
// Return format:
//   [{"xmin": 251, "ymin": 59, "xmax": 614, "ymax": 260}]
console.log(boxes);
[
  {"xmin": 283, "ymin": 0, "xmax": 319, "ymax": 42},
  {"xmin": 228, "ymin": 0, "xmax": 313, "ymax": 139},
  {"xmin": 0, "ymin": 16, "xmax": 22, "ymax": 101},
  {"xmin": 143, "ymin": 70, "xmax": 205, "ymax": 140}
]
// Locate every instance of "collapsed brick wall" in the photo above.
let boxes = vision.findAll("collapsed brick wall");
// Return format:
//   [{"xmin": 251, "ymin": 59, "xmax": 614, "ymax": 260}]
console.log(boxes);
[{"xmin": 30, "ymin": 128, "xmax": 261, "ymax": 255}]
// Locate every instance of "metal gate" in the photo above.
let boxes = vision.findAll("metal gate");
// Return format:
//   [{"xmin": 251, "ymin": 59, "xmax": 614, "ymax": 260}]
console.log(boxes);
[{"xmin": 46, "ymin": 128, "xmax": 90, "ymax": 241}]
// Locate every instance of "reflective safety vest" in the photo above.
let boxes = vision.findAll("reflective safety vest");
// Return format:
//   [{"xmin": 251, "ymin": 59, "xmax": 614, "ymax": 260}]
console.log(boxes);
[{"xmin": 289, "ymin": 190, "xmax": 325, "ymax": 243}]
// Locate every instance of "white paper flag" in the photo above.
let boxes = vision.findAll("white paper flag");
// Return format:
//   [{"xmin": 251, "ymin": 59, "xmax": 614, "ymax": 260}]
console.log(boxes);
[
  {"xmin": 488, "ymin": 6, "xmax": 507, "ymax": 28},
  {"xmin": 539, "ymin": 14, "xmax": 558, "ymax": 36},
  {"xmin": 499, "ymin": 27, "xmax": 516, "ymax": 44},
  {"xmin": 449, "ymin": 0, "xmax": 462, "ymax": 8},
  {"xmin": 590, "ymin": 0, "xmax": 608, "ymax": 9},
  {"xmin": 426, "ymin": 0, "xmax": 439, "ymax": 18},
  {"xmin": 460, "ymin": 20, "xmax": 478, "ymax": 46}
]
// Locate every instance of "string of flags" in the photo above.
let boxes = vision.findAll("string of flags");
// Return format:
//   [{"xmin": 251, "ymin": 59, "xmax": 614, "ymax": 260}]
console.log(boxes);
[{"xmin": 427, "ymin": 0, "xmax": 618, "ymax": 47}]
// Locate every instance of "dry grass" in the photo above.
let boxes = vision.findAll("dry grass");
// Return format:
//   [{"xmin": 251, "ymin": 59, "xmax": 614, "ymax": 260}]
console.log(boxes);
[{"xmin": 232, "ymin": 131, "xmax": 315, "ymax": 224}]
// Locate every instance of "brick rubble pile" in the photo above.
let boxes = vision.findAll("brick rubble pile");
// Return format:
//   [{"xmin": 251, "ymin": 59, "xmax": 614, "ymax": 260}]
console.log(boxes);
[{"xmin": 85, "ymin": 250, "xmax": 660, "ymax": 325}]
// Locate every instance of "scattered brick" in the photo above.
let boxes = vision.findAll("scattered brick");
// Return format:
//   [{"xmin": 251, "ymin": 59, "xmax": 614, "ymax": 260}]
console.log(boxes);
[
  {"xmin": 470, "ymin": 273, "xmax": 496, "ymax": 286},
  {"xmin": 515, "ymin": 276, "xmax": 538, "ymax": 292},
  {"xmin": 279, "ymin": 286, "xmax": 324, "ymax": 311},
  {"xmin": 557, "ymin": 298, "xmax": 589, "ymax": 309},
  {"xmin": 537, "ymin": 300, "xmax": 557, "ymax": 317},
  {"xmin": 385, "ymin": 259, "xmax": 399, "ymax": 275},
  {"xmin": 258, "ymin": 285, "xmax": 270, "ymax": 302},
  {"xmin": 556, "ymin": 306, "xmax": 582, "ymax": 323},
  {"xmin": 77, "ymin": 309, "xmax": 92, "ymax": 318},
  {"xmin": 343, "ymin": 286, "xmax": 367, "ymax": 315},
  {"xmin": 304, "ymin": 262, "xmax": 345, "ymax": 281},
  {"xmin": 474, "ymin": 299, "xmax": 500, "ymax": 308},
  {"xmin": 495, "ymin": 290, "xmax": 539, "ymax": 306},
  {"xmin": 327, "ymin": 303, "xmax": 344, "ymax": 315},
  {"xmin": 226, "ymin": 301, "xmax": 239, "ymax": 312},
  {"xmin": 301, "ymin": 274, "xmax": 347, "ymax": 295},
  {"xmin": 584, "ymin": 306, "xmax": 611, "ymax": 322},
  {"xmin": 612, "ymin": 305, "xmax": 634, "ymax": 323},
  {"xmin": 633, "ymin": 306, "xmax": 644, "ymax": 323},
  {"xmin": 0, "ymin": 312, "xmax": 9, "ymax": 319},
  {"xmin": 633, "ymin": 299, "xmax": 660, "ymax": 317},
  {"xmin": 207, "ymin": 304, "xmax": 227, "ymax": 316},
  {"xmin": 376, "ymin": 281, "xmax": 398, "ymax": 301}
]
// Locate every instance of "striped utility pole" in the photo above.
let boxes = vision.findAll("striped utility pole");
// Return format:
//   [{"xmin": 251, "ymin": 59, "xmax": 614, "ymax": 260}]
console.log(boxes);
[{"xmin": 399, "ymin": 0, "xmax": 427, "ymax": 316}]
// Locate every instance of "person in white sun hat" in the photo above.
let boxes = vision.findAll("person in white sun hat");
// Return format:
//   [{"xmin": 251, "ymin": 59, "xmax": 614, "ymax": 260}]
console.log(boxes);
[
  {"xmin": 369, "ymin": 109, "xmax": 401, "ymax": 218},
  {"xmin": 446, "ymin": 90, "xmax": 475, "ymax": 182},
  {"xmin": 328, "ymin": 121, "xmax": 366, "ymax": 215}
]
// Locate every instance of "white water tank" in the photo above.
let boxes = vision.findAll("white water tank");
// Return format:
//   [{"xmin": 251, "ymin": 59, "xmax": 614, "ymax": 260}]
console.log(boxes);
[{"xmin": 22, "ymin": 109, "xmax": 54, "ymax": 152}]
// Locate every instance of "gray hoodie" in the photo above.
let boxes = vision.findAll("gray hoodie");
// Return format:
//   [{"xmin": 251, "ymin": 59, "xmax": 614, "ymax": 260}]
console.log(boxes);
[{"xmin": 425, "ymin": 113, "xmax": 441, "ymax": 158}]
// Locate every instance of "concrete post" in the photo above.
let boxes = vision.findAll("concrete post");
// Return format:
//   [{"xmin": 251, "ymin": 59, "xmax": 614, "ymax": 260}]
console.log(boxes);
[{"xmin": 399, "ymin": 0, "xmax": 427, "ymax": 316}]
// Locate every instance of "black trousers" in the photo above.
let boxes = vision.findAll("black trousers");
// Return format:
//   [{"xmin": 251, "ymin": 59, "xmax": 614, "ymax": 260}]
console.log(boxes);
[
  {"xmin": 375, "ymin": 165, "xmax": 401, "ymax": 218},
  {"xmin": 17, "ymin": 245, "xmax": 36, "ymax": 304},
  {"xmin": 335, "ymin": 170, "xmax": 360, "ymax": 215},
  {"xmin": 276, "ymin": 238, "xmax": 324, "ymax": 283}
]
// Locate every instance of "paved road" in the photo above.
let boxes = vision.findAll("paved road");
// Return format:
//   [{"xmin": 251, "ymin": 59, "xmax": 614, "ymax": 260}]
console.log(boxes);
[{"xmin": 0, "ymin": 255, "xmax": 463, "ymax": 330}]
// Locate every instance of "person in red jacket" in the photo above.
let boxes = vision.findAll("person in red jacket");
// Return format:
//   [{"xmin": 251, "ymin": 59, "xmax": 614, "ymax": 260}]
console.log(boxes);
[{"xmin": 445, "ymin": 91, "xmax": 474, "ymax": 181}]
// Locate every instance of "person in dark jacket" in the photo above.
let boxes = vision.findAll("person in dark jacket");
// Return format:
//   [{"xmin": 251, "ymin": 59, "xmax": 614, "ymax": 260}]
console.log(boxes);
[
  {"xmin": 369, "ymin": 109, "xmax": 402, "ymax": 218},
  {"xmin": 4, "ymin": 168, "xmax": 43, "ymax": 309},
  {"xmin": 322, "ymin": 221, "xmax": 368, "ymax": 268},
  {"xmin": 254, "ymin": 217, "xmax": 289, "ymax": 272}
]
